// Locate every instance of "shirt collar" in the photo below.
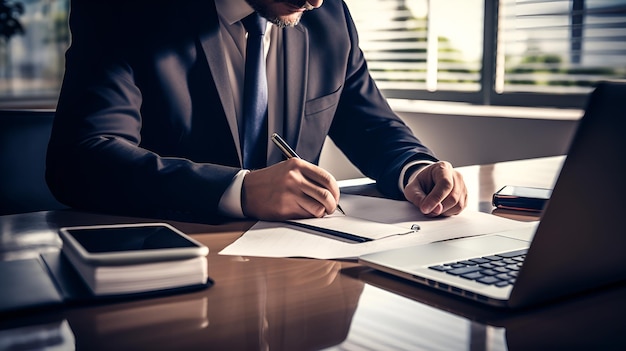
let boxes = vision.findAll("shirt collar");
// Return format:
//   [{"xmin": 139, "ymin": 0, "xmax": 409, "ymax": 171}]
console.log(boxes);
[{"xmin": 215, "ymin": 0, "xmax": 255, "ymax": 25}]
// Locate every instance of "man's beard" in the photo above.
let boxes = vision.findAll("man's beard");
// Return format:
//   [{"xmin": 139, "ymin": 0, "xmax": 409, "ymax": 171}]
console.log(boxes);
[
  {"xmin": 270, "ymin": 14, "xmax": 304, "ymax": 28},
  {"xmin": 245, "ymin": 0, "xmax": 310, "ymax": 28}
]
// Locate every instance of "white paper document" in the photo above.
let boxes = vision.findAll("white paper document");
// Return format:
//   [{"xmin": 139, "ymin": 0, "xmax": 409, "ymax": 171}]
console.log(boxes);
[{"xmin": 219, "ymin": 194, "xmax": 535, "ymax": 259}]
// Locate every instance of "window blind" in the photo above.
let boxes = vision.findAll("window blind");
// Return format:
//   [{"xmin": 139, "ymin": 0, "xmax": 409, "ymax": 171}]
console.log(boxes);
[
  {"xmin": 497, "ymin": 0, "xmax": 626, "ymax": 94},
  {"xmin": 345, "ymin": 0, "xmax": 626, "ymax": 107},
  {"xmin": 344, "ymin": 0, "xmax": 483, "ymax": 94}
]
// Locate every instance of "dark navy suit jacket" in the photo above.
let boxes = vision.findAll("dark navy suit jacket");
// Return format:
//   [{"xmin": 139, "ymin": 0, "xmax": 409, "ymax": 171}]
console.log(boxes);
[{"xmin": 46, "ymin": 0, "xmax": 437, "ymax": 223}]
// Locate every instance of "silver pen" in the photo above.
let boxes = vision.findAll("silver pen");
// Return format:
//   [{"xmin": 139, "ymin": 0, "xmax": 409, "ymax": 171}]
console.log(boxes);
[{"xmin": 271, "ymin": 132, "xmax": 346, "ymax": 215}]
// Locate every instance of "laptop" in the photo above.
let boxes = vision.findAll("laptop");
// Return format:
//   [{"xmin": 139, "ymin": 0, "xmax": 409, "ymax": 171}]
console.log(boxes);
[{"xmin": 359, "ymin": 81, "xmax": 626, "ymax": 308}]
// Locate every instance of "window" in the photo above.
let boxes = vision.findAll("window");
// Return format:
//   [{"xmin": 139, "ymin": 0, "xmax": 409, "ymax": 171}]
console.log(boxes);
[
  {"xmin": 345, "ymin": 0, "xmax": 626, "ymax": 108},
  {"xmin": 0, "ymin": 0, "xmax": 69, "ymax": 108},
  {"xmin": 345, "ymin": 0, "xmax": 484, "ymax": 93},
  {"xmin": 0, "ymin": 0, "xmax": 624, "ymax": 109}
]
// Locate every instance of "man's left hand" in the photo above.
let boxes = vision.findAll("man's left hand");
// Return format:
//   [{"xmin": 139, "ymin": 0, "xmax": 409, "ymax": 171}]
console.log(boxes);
[{"xmin": 403, "ymin": 161, "xmax": 467, "ymax": 217}]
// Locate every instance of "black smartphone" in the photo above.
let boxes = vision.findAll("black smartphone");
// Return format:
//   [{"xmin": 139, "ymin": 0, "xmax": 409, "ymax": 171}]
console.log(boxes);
[{"xmin": 492, "ymin": 185, "xmax": 552, "ymax": 212}]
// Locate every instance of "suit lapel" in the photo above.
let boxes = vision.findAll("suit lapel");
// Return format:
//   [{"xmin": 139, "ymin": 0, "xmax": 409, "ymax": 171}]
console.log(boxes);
[
  {"xmin": 198, "ymin": 14, "xmax": 242, "ymax": 166},
  {"xmin": 282, "ymin": 24, "xmax": 308, "ymax": 154}
]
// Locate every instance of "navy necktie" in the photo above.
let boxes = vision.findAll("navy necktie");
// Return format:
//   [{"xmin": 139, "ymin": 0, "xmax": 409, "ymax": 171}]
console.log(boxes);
[{"xmin": 241, "ymin": 12, "xmax": 268, "ymax": 169}]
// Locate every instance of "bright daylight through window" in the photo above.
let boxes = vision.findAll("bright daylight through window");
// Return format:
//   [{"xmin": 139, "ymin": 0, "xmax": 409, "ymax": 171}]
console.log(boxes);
[{"xmin": 344, "ymin": 0, "xmax": 626, "ymax": 108}]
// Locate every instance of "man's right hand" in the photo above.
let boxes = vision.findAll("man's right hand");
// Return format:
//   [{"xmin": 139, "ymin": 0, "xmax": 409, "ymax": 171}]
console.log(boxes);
[{"xmin": 241, "ymin": 158, "xmax": 341, "ymax": 221}]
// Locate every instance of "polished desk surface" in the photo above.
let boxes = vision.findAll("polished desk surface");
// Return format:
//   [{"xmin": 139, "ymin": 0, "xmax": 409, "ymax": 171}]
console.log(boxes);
[{"xmin": 1, "ymin": 156, "xmax": 625, "ymax": 350}]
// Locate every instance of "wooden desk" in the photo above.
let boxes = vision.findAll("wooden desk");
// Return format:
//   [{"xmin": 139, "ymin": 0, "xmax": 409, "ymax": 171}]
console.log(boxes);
[{"xmin": 1, "ymin": 157, "xmax": 624, "ymax": 350}]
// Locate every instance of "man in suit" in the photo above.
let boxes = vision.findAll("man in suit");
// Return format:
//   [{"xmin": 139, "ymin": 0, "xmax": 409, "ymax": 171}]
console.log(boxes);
[{"xmin": 46, "ymin": 0, "xmax": 467, "ymax": 223}]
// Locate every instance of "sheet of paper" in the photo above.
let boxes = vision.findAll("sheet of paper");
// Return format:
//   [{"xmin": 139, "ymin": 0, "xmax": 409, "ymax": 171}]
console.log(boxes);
[{"xmin": 219, "ymin": 194, "xmax": 536, "ymax": 259}]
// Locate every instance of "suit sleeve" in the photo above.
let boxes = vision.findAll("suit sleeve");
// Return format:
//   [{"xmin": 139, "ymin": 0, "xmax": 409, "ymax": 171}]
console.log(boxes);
[
  {"xmin": 46, "ymin": 1, "xmax": 238, "ymax": 223},
  {"xmin": 328, "ymin": 2, "xmax": 439, "ymax": 199}
]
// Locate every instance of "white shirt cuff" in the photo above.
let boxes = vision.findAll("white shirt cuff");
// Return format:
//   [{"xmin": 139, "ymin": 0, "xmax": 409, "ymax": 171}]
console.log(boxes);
[
  {"xmin": 218, "ymin": 169, "xmax": 249, "ymax": 218},
  {"xmin": 398, "ymin": 160, "xmax": 435, "ymax": 193}
]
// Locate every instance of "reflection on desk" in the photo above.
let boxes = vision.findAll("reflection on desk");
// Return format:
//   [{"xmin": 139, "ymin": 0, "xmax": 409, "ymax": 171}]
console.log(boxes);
[
  {"xmin": 350, "ymin": 266, "xmax": 626, "ymax": 350},
  {"xmin": 326, "ymin": 283, "xmax": 507, "ymax": 351},
  {"xmin": 61, "ymin": 257, "xmax": 363, "ymax": 350},
  {"xmin": 67, "ymin": 296, "xmax": 208, "ymax": 350},
  {"xmin": 0, "ymin": 319, "xmax": 75, "ymax": 351}
]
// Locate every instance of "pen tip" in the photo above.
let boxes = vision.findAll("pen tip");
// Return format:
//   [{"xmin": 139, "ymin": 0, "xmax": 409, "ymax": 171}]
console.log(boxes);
[{"xmin": 337, "ymin": 205, "xmax": 346, "ymax": 215}]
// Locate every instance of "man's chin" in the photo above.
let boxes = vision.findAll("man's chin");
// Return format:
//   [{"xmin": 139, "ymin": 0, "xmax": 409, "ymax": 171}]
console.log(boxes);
[{"xmin": 269, "ymin": 13, "xmax": 304, "ymax": 28}]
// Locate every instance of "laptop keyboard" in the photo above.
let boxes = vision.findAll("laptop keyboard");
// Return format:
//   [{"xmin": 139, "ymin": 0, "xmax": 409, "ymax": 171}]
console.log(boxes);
[{"xmin": 428, "ymin": 248, "xmax": 527, "ymax": 288}]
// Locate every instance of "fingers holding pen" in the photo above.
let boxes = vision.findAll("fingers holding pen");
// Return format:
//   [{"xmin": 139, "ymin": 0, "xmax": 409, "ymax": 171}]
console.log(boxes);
[
  {"xmin": 288, "ymin": 158, "xmax": 341, "ymax": 216},
  {"xmin": 299, "ymin": 159, "xmax": 341, "ymax": 206},
  {"xmin": 242, "ymin": 158, "xmax": 341, "ymax": 221}
]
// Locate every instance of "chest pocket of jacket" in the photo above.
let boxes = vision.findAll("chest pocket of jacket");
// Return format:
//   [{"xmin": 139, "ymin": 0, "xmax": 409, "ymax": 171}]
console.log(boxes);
[
  {"xmin": 298, "ymin": 86, "xmax": 342, "ymax": 162},
  {"xmin": 304, "ymin": 85, "xmax": 342, "ymax": 131}
]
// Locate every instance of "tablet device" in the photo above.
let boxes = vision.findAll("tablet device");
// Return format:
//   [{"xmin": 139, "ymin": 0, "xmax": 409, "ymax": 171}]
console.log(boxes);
[{"xmin": 59, "ymin": 223, "xmax": 209, "ymax": 265}]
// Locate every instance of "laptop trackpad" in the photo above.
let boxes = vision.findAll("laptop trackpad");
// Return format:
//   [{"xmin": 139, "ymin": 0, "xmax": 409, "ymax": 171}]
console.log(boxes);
[{"xmin": 445, "ymin": 232, "xmax": 529, "ymax": 255}]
